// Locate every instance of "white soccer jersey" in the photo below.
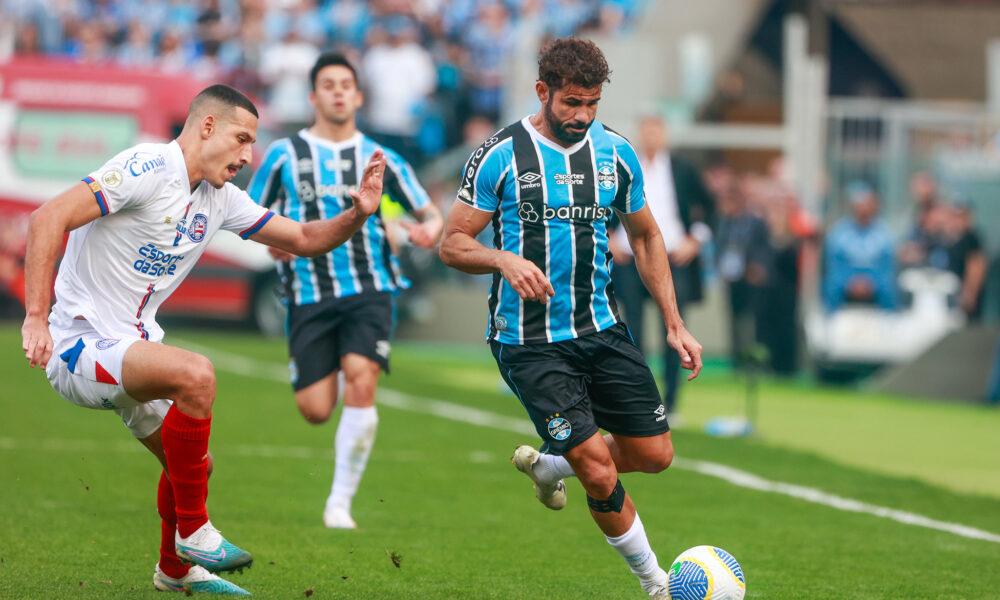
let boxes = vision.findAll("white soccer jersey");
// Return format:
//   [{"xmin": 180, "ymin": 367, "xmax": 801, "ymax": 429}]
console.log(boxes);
[{"xmin": 50, "ymin": 140, "xmax": 274, "ymax": 343}]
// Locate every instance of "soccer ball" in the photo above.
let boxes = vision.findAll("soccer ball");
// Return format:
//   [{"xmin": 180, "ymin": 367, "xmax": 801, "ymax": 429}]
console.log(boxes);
[{"xmin": 666, "ymin": 545, "xmax": 745, "ymax": 600}]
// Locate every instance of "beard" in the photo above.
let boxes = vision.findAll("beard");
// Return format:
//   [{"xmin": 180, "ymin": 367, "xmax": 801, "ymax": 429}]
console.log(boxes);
[{"xmin": 544, "ymin": 98, "xmax": 591, "ymax": 144}]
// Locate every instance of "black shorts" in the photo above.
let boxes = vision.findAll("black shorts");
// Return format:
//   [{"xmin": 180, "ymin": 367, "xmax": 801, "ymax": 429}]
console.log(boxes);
[
  {"xmin": 490, "ymin": 322, "xmax": 668, "ymax": 456},
  {"xmin": 287, "ymin": 292, "xmax": 393, "ymax": 391}
]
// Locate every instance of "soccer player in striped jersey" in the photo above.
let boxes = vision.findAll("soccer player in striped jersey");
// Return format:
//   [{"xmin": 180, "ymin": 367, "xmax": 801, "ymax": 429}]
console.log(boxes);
[
  {"xmin": 439, "ymin": 38, "xmax": 703, "ymax": 599},
  {"xmin": 247, "ymin": 53, "xmax": 442, "ymax": 530},
  {"xmin": 21, "ymin": 84, "xmax": 387, "ymax": 594}
]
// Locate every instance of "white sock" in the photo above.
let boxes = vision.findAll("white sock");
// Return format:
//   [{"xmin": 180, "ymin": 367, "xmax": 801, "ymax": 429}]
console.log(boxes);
[
  {"xmin": 533, "ymin": 453, "xmax": 576, "ymax": 484},
  {"xmin": 327, "ymin": 406, "xmax": 378, "ymax": 513},
  {"xmin": 605, "ymin": 514, "xmax": 666, "ymax": 591}
]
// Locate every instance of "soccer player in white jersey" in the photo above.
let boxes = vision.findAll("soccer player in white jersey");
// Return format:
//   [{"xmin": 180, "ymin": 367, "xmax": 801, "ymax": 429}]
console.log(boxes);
[
  {"xmin": 20, "ymin": 84, "xmax": 386, "ymax": 595},
  {"xmin": 248, "ymin": 52, "xmax": 442, "ymax": 530}
]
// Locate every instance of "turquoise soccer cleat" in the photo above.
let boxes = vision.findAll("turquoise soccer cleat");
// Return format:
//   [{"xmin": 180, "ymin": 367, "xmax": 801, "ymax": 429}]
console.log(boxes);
[
  {"xmin": 153, "ymin": 565, "xmax": 251, "ymax": 595},
  {"xmin": 175, "ymin": 521, "xmax": 254, "ymax": 574}
]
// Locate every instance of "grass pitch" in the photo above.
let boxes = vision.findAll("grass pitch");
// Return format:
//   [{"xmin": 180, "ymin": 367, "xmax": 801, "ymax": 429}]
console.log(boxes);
[{"xmin": 1, "ymin": 324, "xmax": 999, "ymax": 599}]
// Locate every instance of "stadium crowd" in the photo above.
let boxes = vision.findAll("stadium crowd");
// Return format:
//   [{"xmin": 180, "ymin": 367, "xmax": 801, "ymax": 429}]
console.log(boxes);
[{"xmin": 3, "ymin": 0, "xmax": 649, "ymax": 165}]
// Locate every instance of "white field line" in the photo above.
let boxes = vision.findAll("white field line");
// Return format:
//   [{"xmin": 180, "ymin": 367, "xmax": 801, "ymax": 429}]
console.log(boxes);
[{"xmin": 14, "ymin": 338, "xmax": 1000, "ymax": 545}]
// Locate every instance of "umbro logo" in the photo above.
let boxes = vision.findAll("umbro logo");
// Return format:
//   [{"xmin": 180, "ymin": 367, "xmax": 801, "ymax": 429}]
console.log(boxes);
[
  {"xmin": 654, "ymin": 404, "xmax": 666, "ymax": 422},
  {"xmin": 518, "ymin": 171, "xmax": 542, "ymax": 190}
]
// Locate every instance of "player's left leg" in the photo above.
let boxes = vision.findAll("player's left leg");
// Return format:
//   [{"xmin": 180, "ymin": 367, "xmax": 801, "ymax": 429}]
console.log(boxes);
[
  {"xmin": 323, "ymin": 292, "xmax": 392, "ymax": 529},
  {"xmin": 323, "ymin": 353, "xmax": 380, "ymax": 529},
  {"xmin": 134, "ymin": 414, "xmax": 249, "ymax": 594}
]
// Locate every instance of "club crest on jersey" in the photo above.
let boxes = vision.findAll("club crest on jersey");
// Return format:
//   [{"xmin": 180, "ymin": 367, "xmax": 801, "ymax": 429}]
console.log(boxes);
[
  {"xmin": 547, "ymin": 416, "xmax": 571, "ymax": 441},
  {"xmin": 598, "ymin": 162, "xmax": 616, "ymax": 190},
  {"xmin": 187, "ymin": 214, "xmax": 208, "ymax": 242},
  {"xmin": 494, "ymin": 315, "xmax": 508, "ymax": 331}
]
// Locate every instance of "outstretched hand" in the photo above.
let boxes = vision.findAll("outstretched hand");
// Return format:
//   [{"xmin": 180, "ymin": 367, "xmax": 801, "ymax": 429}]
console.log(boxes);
[
  {"xmin": 667, "ymin": 325, "xmax": 703, "ymax": 381},
  {"xmin": 349, "ymin": 149, "xmax": 386, "ymax": 218}
]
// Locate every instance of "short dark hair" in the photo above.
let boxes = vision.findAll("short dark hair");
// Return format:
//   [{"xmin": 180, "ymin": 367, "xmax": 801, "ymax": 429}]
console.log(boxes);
[
  {"xmin": 190, "ymin": 84, "xmax": 258, "ymax": 118},
  {"xmin": 538, "ymin": 38, "xmax": 611, "ymax": 92},
  {"xmin": 310, "ymin": 52, "xmax": 359, "ymax": 90}
]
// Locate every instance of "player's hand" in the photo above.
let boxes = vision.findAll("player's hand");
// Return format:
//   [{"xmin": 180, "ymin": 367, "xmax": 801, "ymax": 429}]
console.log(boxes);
[
  {"xmin": 667, "ymin": 324, "xmax": 703, "ymax": 381},
  {"xmin": 268, "ymin": 246, "xmax": 295, "ymax": 261},
  {"xmin": 499, "ymin": 252, "xmax": 554, "ymax": 303},
  {"xmin": 349, "ymin": 149, "xmax": 386, "ymax": 218},
  {"xmin": 399, "ymin": 221, "xmax": 437, "ymax": 249},
  {"xmin": 21, "ymin": 314, "xmax": 53, "ymax": 369}
]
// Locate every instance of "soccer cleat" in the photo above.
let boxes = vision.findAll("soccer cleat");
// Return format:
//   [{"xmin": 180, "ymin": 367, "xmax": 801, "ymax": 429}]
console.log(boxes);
[
  {"xmin": 323, "ymin": 505, "xmax": 357, "ymax": 530},
  {"xmin": 153, "ymin": 564, "xmax": 251, "ymax": 595},
  {"xmin": 642, "ymin": 567, "xmax": 670, "ymax": 600},
  {"xmin": 511, "ymin": 445, "xmax": 567, "ymax": 510},
  {"xmin": 645, "ymin": 585, "xmax": 670, "ymax": 600},
  {"xmin": 175, "ymin": 521, "xmax": 253, "ymax": 574}
]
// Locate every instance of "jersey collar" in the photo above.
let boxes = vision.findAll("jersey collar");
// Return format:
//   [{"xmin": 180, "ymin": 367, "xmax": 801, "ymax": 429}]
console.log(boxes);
[
  {"xmin": 298, "ymin": 128, "xmax": 363, "ymax": 151},
  {"xmin": 521, "ymin": 116, "xmax": 591, "ymax": 155}
]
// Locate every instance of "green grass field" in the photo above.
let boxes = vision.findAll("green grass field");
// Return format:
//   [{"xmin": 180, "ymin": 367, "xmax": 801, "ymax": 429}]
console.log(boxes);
[{"xmin": 2, "ymin": 324, "xmax": 1000, "ymax": 599}]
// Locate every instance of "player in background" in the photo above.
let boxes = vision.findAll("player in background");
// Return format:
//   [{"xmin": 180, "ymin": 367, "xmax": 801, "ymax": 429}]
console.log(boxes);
[
  {"xmin": 21, "ymin": 84, "xmax": 386, "ymax": 595},
  {"xmin": 247, "ymin": 52, "xmax": 442, "ymax": 530},
  {"xmin": 439, "ymin": 39, "xmax": 702, "ymax": 599}
]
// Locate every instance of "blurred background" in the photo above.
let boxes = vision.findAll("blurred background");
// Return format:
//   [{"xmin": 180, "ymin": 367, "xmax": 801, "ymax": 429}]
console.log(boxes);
[{"xmin": 1, "ymin": 0, "xmax": 998, "ymax": 404}]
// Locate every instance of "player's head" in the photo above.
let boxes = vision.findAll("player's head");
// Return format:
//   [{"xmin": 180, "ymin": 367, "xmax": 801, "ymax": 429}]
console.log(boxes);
[
  {"xmin": 309, "ymin": 52, "xmax": 362, "ymax": 126},
  {"xmin": 536, "ymin": 38, "xmax": 611, "ymax": 144},
  {"xmin": 183, "ymin": 84, "xmax": 258, "ymax": 189}
]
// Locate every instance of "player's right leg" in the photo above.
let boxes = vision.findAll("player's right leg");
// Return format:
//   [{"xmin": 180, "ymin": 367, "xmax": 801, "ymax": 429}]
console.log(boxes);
[{"xmin": 121, "ymin": 341, "xmax": 253, "ymax": 574}]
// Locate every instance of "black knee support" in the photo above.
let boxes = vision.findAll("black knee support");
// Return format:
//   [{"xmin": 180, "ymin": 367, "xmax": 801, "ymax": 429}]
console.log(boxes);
[{"xmin": 586, "ymin": 479, "xmax": 626, "ymax": 513}]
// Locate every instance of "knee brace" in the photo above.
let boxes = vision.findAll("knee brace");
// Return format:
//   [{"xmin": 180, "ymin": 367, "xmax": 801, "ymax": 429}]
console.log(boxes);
[{"xmin": 586, "ymin": 479, "xmax": 626, "ymax": 513}]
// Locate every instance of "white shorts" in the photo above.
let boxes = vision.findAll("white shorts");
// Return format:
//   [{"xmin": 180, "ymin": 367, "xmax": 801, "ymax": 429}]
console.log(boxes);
[{"xmin": 46, "ymin": 320, "xmax": 171, "ymax": 439}]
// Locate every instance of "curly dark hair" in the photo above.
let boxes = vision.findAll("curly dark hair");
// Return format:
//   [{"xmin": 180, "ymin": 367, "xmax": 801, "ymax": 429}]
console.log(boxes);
[{"xmin": 538, "ymin": 38, "xmax": 611, "ymax": 92}]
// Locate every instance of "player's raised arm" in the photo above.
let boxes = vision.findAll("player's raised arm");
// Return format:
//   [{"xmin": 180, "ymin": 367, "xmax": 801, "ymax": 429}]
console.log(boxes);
[
  {"xmin": 618, "ymin": 205, "xmax": 703, "ymax": 379},
  {"xmin": 250, "ymin": 149, "xmax": 386, "ymax": 256},
  {"xmin": 439, "ymin": 201, "xmax": 554, "ymax": 303},
  {"xmin": 21, "ymin": 182, "xmax": 106, "ymax": 369}
]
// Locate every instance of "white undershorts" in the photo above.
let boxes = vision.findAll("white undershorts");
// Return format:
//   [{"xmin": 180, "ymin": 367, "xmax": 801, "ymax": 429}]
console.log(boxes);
[{"xmin": 46, "ymin": 319, "xmax": 171, "ymax": 439}]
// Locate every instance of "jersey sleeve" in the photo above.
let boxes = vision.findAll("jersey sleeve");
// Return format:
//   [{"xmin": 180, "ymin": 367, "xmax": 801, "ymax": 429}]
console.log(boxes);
[
  {"xmin": 381, "ymin": 147, "xmax": 431, "ymax": 213},
  {"xmin": 456, "ymin": 139, "xmax": 509, "ymax": 213},
  {"xmin": 83, "ymin": 147, "xmax": 169, "ymax": 216},
  {"xmin": 610, "ymin": 137, "xmax": 645, "ymax": 214},
  {"xmin": 247, "ymin": 139, "xmax": 290, "ymax": 208},
  {"xmin": 221, "ymin": 186, "xmax": 275, "ymax": 239}
]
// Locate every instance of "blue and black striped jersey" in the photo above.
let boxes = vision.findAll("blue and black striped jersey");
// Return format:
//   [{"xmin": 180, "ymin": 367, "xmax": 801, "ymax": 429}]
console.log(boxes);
[
  {"xmin": 458, "ymin": 117, "xmax": 646, "ymax": 345},
  {"xmin": 248, "ymin": 130, "xmax": 431, "ymax": 306}
]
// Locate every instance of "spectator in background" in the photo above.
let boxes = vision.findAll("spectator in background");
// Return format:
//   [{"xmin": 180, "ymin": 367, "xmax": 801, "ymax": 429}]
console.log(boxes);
[
  {"xmin": 461, "ymin": 2, "xmax": 516, "ymax": 124},
  {"xmin": 945, "ymin": 200, "xmax": 987, "ymax": 320},
  {"xmin": 610, "ymin": 115, "xmax": 714, "ymax": 417},
  {"xmin": 754, "ymin": 167, "xmax": 817, "ymax": 376},
  {"xmin": 259, "ymin": 29, "xmax": 321, "ymax": 126},
  {"xmin": 824, "ymin": 181, "xmax": 897, "ymax": 311},
  {"xmin": 899, "ymin": 171, "xmax": 940, "ymax": 268},
  {"xmin": 116, "ymin": 21, "xmax": 156, "ymax": 67},
  {"xmin": 715, "ymin": 171, "xmax": 770, "ymax": 368},
  {"xmin": 361, "ymin": 15, "xmax": 437, "ymax": 166},
  {"xmin": 13, "ymin": 21, "xmax": 43, "ymax": 56}
]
